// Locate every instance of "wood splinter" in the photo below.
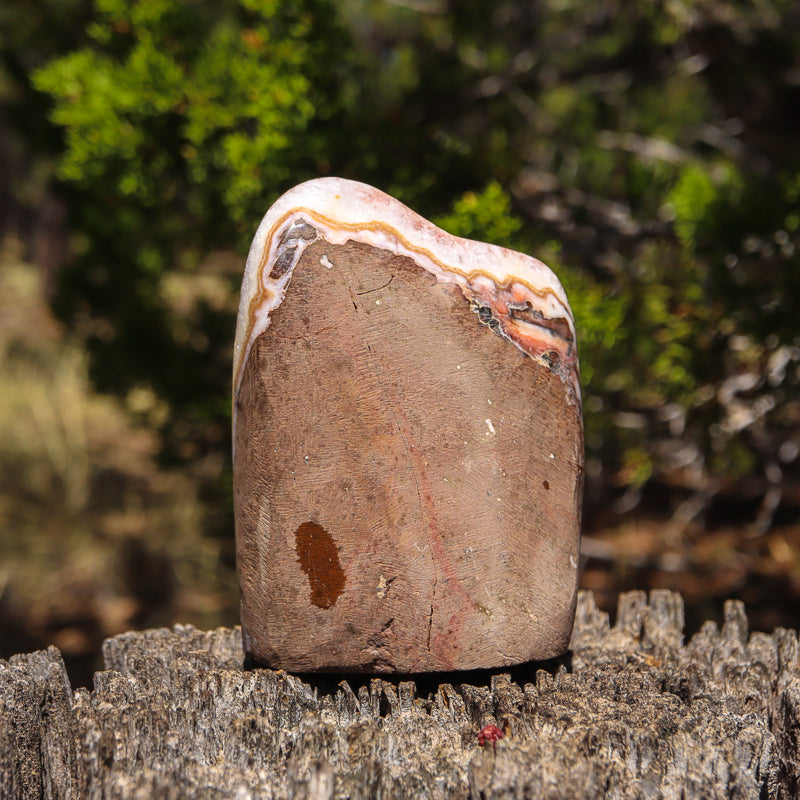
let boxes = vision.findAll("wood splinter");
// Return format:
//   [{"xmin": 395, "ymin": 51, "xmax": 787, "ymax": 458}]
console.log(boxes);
[{"xmin": 233, "ymin": 177, "xmax": 584, "ymax": 673}]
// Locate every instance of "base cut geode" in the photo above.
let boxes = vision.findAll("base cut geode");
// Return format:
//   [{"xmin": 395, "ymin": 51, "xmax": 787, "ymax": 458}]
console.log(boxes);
[{"xmin": 233, "ymin": 178, "xmax": 583, "ymax": 673}]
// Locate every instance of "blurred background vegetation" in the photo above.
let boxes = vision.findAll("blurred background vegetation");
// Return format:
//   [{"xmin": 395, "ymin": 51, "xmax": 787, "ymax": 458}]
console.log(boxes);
[{"xmin": 1, "ymin": 0, "xmax": 800, "ymax": 686}]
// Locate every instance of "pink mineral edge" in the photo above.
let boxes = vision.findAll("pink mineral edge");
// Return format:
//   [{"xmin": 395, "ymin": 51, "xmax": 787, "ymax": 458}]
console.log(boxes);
[{"xmin": 233, "ymin": 177, "xmax": 580, "ymax": 442}]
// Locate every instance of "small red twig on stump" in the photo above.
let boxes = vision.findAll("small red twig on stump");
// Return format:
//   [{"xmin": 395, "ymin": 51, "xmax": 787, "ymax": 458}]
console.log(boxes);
[{"xmin": 477, "ymin": 723, "xmax": 504, "ymax": 748}]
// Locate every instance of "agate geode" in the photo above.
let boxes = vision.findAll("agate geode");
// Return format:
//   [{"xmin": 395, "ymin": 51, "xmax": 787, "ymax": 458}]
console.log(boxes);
[{"xmin": 233, "ymin": 178, "xmax": 583, "ymax": 673}]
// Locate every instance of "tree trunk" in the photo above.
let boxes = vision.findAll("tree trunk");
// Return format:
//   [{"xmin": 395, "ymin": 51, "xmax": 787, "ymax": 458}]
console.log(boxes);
[{"xmin": 2, "ymin": 590, "xmax": 798, "ymax": 799}]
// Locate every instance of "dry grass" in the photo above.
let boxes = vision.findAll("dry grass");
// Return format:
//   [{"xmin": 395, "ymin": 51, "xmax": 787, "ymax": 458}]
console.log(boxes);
[{"xmin": 0, "ymin": 241, "xmax": 237, "ymax": 681}]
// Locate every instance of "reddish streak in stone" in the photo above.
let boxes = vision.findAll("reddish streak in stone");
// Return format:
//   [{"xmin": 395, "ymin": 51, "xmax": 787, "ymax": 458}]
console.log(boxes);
[{"xmin": 381, "ymin": 379, "xmax": 474, "ymax": 668}]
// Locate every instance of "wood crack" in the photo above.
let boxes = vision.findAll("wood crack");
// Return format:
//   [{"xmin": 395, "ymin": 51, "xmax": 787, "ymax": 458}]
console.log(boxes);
[
  {"xmin": 355, "ymin": 269, "xmax": 396, "ymax": 296},
  {"xmin": 427, "ymin": 574, "xmax": 437, "ymax": 652}
]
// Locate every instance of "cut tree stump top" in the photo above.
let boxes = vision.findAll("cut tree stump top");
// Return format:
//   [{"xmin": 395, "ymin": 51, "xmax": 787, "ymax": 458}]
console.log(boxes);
[{"xmin": 2, "ymin": 590, "xmax": 799, "ymax": 799}]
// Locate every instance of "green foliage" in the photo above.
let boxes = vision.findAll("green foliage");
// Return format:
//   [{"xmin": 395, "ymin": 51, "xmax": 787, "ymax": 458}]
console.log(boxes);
[
  {"xmin": 26, "ymin": 0, "xmax": 351, "ymax": 471},
  {"xmin": 667, "ymin": 162, "xmax": 745, "ymax": 252},
  {"xmin": 33, "ymin": 0, "xmax": 334, "ymax": 234},
  {"xmin": 11, "ymin": 0, "xmax": 800, "ymax": 510},
  {"xmin": 433, "ymin": 182, "xmax": 523, "ymax": 246},
  {"xmin": 621, "ymin": 245, "xmax": 712, "ymax": 404},
  {"xmin": 556, "ymin": 262, "xmax": 627, "ymax": 391},
  {"xmin": 7, "ymin": 0, "xmax": 800, "ymax": 678},
  {"xmin": 667, "ymin": 164, "xmax": 719, "ymax": 251}
]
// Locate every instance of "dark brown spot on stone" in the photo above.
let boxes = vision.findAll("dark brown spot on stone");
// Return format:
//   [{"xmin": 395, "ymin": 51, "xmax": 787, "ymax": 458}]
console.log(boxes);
[{"xmin": 294, "ymin": 521, "xmax": 346, "ymax": 609}]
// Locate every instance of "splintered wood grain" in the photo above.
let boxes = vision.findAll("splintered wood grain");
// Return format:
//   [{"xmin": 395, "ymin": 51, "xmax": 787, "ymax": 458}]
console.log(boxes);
[
  {"xmin": 234, "ymin": 238, "xmax": 583, "ymax": 672},
  {"xmin": 2, "ymin": 592, "xmax": 796, "ymax": 800}
]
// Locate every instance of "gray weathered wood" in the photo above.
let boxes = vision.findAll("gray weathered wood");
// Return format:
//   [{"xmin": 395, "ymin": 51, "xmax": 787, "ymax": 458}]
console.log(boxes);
[{"xmin": 2, "ymin": 591, "xmax": 798, "ymax": 798}]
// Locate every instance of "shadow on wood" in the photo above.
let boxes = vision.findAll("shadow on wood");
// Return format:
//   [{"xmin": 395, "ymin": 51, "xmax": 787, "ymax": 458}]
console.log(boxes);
[{"xmin": 2, "ymin": 590, "xmax": 798, "ymax": 799}]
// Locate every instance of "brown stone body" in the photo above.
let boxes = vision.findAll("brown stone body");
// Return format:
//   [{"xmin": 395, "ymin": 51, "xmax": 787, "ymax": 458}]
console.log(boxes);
[{"xmin": 234, "ymin": 236, "xmax": 583, "ymax": 672}]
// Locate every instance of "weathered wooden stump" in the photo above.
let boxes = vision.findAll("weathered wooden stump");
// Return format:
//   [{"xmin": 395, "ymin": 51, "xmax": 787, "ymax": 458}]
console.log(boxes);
[
  {"xmin": 2, "ymin": 591, "xmax": 799, "ymax": 799},
  {"xmin": 233, "ymin": 178, "xmax": 583, "ymax": 673}
]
